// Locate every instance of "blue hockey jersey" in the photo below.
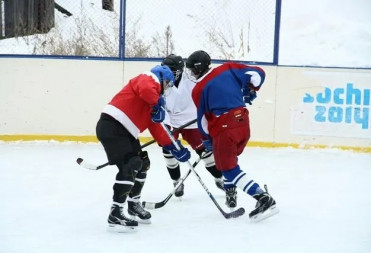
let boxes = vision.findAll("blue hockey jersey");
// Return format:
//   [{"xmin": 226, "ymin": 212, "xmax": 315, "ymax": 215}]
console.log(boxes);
[{"xmin": 191, "ymin": 62, "xmax": 265, "ymax": 138}]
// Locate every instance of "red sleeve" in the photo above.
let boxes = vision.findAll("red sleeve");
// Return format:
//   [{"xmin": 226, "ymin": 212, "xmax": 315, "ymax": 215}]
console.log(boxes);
[{"xmin": 147, "ymin": 122, "xmax": 172, "ymax": 147}]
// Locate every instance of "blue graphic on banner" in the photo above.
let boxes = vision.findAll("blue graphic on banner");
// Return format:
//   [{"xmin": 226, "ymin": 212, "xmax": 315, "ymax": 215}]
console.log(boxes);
[{"xmin": 303, "ymin": 83, "xmax": 370, "ymax": 129}]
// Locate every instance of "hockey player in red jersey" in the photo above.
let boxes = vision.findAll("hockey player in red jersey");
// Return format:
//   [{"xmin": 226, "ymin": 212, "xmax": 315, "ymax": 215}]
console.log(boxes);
[
  {"xmin": 96, "ymin": 65, "xmax": 191, "ymax": 232},
  {"xmin": 187, "ymin": 50, "xmax": 278, "ymax": 222},
  {"xmin": 160, "ymin": 54, "xmax": 225, "ymax": 198}
]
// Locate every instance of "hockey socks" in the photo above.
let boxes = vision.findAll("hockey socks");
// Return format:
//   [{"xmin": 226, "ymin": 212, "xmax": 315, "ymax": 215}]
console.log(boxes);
[{"xmin": 222, "ymin": 165, "xmax": 263, "ymax": 196}]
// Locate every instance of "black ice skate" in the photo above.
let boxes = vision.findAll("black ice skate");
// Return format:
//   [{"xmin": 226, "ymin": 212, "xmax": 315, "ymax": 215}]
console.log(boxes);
[
  {"xmin": 107, "ymin": 204, "xmax": 138, "ymax": 233},
  {"xmin": 128, "ymin": 201, "xmax": 152, "ymax": 224},
  {"xmin": 249, "ymin": 186, "xmax": 279, "ymax": 222},
  {"xmin": 173, "ymin": 179, "xmax": 184, "ymax": 198},
  {"xmin": 225, "ymin": 187, "xmax": 237, "ymax": 208},
  {"xmin": 215, "ymin": 177, "xmax": 225, "ymax": 192}
]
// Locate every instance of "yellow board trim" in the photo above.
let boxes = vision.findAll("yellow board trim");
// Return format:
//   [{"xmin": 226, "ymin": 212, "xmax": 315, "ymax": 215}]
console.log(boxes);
[
  {"xmin": 0, "ymin": 135, "xmax": 99, "ymax": 142},
  {"xmin": 0, "ymin": 135, "xmax": 370, "ymax": 153}
]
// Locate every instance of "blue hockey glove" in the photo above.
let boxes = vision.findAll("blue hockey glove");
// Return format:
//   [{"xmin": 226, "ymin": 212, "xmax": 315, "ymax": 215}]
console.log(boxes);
[
  {"xmin": 151, "ymin": 96, "xmax": 166, "ymax": 123},
  {"xmin": 202, "ymin": 139, "xmax": 213, "ymax": 152},
  {"xmin": 242, "ymin": 87, "xmax": 257, "ymax": 105},
  {"xmin": 164, "ymin": 140, "xmax": 191, "ymax": 162}
]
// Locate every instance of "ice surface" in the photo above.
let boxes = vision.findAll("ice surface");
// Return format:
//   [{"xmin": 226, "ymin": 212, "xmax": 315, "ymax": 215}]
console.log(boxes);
[{"xmin": 1, "ymin": 141, "xmax": 370, "ymax": 253}]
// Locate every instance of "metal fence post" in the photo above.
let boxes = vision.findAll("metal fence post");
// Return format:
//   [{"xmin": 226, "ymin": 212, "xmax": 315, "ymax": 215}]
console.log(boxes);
[{"xmin": 0, "ymin": 0, "xmax": 3, "ymax": 38}]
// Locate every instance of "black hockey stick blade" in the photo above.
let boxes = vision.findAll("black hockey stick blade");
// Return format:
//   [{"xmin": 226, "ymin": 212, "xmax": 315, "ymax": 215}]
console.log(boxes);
[
  {"xmin": 76, "ymin": 158, "xmax": 109, "ymax": 170},
  {"xmin": 208, "ymin": 193, "xmax": 245, "ymax": 219},
  {"xmin": 223, "ymin": 207, "xmax": 245, "ymax": 219}
]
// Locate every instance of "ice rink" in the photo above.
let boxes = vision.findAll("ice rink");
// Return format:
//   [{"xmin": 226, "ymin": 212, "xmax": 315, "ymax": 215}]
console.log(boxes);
[{"xmin": 1, "ymin": 141, "xmax": 370, "ymax": 253}]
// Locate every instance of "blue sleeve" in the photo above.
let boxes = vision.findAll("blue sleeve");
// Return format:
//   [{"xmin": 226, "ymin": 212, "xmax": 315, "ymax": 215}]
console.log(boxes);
[{"xmin": 231, "ymin": 67, "xmax": 265, "ymax": 90}]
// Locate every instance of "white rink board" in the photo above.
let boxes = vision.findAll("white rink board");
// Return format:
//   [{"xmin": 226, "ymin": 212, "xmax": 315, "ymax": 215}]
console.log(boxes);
[{"xmin": 0, "ymin": 57, "xmax": 370, "ymax": 149}]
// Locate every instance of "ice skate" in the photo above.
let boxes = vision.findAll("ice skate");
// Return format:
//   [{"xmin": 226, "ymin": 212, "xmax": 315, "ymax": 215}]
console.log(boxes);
[
  {"xmin": 128, "ymin": 201, "xmax": 152, "ymax": 224},
  {"xmin": 249, "ymin": 186, "xmax": 279, "ymax": 222},
  {"xmin": 225, "ymin": 187, "xmax": 237, "ymax": 209},
  {"xmin": 173, "ymin": 179, "xmax": 184, "ymax": 198},
  {"xmin": 107, "ymin": 204, "xmax": 138, "ymax": 233}
]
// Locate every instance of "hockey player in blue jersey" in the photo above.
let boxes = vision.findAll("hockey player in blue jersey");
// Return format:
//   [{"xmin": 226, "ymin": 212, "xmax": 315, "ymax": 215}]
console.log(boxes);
[{"xmin": 187, "ymin": 50, "xmax": 278, "ymax": 221}]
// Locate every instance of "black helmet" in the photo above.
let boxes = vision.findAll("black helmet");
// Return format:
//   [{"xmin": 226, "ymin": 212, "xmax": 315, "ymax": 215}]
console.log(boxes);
[
  {"xmin": 186, "ymin": 50, "xmax": 211, "ymax": 76},
  {"xmin": 161, "ymin": 54, "xmax": 184, "ymax": 83}
]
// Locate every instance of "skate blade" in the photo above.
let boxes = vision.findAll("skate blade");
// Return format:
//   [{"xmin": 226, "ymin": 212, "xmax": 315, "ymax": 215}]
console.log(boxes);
[
  {"xmin": 250, "ymin": 205, "xmax": 279, "ymax": 223},
  {"xmin": 107, "ymin": 224, "xmax": 138, "ymax": 233},
  {"xmin": 128, "ymin": 215, "xmax": 152, "ymax": 225}
]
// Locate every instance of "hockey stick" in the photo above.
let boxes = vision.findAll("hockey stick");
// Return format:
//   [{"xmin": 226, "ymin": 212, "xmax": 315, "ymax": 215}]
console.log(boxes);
[
  {"xmin": 76, "ymin": 158, "xmax": 109, "ymax": 170},
  {"xmin": 159, "ymin": 122, "xmax": 245, "ymax": 219},
  {"xmin": 142, "ymin": 156, "xmax": 202, "ymax": 210},
  {"xmin": 76, "ymin": 119, "xmax": 197, "ymax": 170}
]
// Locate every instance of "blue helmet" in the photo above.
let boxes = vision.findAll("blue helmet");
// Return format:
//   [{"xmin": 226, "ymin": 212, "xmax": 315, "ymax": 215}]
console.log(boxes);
[{"xmin": 150, "ymin": 65, "xmax": 175, "ymax": 85}]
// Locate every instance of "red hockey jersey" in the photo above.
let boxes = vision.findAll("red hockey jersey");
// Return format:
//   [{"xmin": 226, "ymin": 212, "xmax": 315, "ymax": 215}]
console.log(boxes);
[{"xmin": 102, "ymin": 72, "xmax": 172, "ymax": 147}]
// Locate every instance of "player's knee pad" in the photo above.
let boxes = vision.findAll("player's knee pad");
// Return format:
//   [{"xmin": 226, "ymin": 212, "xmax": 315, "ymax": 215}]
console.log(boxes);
[
  {"xmin": 163, "ymin": 148, "xmax": 178, "ymax": 169},
  {"xmin": 117, "ymin": 155, "xmax": 142, "ymax": 182},
  {"xmin": 139, "ymin": 151, "xmax": 151, "ymax": 171},
  {"xmin": 126, "ymin": 155, "xmax": 142, "ymax": 172}
]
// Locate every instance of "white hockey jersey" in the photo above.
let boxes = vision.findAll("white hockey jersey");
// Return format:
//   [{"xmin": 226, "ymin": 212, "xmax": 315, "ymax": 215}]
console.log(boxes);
[{"xmin": 163, "ymin": 72, "xmax": 198, "ymax": 129}]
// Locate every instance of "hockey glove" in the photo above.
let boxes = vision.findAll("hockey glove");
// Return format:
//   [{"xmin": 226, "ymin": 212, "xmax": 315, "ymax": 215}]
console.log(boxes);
[
  {"xmin": 151, "ymin": 96, "xmax": 166, "ymax": 123},
  {"xmin": 202, "ymin": 139, "xmax": 213, "ymax": 152},
  {"xmin": 242, "ymin": 87, "xmax": 257, "ymax": 105},
  {"xmin": 164, "ymin": 140, "xmax": 191, "ymax": 162}
]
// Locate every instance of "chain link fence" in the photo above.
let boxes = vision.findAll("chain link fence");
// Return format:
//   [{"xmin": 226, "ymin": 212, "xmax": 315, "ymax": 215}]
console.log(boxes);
[
  {"xmin": 0, "ymin": 0, "xmax": 278, "ymax": 63},
  {"xmin": 125, "ymin": 0, "xmax": 277, "ymax": 62}
]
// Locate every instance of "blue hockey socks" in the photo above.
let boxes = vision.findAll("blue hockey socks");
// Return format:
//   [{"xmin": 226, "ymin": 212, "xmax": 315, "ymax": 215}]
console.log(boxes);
[{"xmin": 222, "ymin": 165, "xmax": 264, "ymax": 196}]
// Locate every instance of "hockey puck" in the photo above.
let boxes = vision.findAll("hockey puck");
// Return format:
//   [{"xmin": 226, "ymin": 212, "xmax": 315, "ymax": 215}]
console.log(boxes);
[{"xmin": 76, "ymin": 158, "xmax": 83, "ymax": 165}]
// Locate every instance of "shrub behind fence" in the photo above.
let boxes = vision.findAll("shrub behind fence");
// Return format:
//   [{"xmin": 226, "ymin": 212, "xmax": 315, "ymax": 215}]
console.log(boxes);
[{"xmin": 0, "ymin": 0, "xmax": 278, "ymax": 64}]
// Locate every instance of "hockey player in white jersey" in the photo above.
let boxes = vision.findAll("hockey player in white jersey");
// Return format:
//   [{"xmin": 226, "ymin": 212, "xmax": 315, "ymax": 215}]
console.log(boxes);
[{"xmin": 161, "ymin": 54, "xmax": 234, "ymax": 206}]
